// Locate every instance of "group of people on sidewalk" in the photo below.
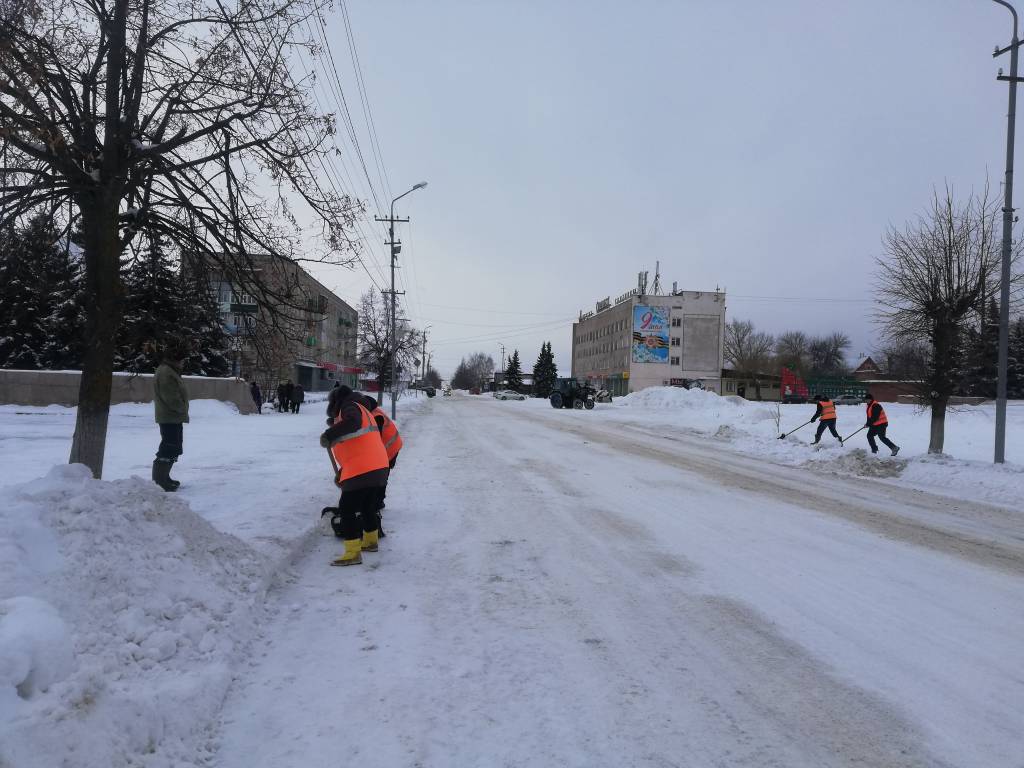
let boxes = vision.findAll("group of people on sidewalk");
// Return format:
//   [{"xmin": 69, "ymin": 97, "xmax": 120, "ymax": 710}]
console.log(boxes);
[
  {"xmin": 808, "ymin": 393, "xmax": 900, "ymax": 456},
  {"xmin": 246, "ymin": 380, "xmax": 306, "ymax": 414}
]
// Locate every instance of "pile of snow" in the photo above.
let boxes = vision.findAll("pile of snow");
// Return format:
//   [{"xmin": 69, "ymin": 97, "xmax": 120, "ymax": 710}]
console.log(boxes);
[{"xmin": 0, "ymin": 464, "xmax": 267, "ymax": 768}]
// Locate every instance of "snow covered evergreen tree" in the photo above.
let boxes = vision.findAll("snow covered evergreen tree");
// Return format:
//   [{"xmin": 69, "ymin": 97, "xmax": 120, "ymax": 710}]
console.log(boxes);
[
  {"xmin": 505, "ymin": 349, "xmax": 523, "ymax": 391},
  {"xmin": 117, "ymin": 234, "xmax": 230, "ymax": 375},
  {"xmin": 38, "ymin": 237, "xmax": 86, "ymax": 370},
  {"xmin": 178, "ymin": 267, "xmax": 231, "ymax": 377},
  {"xmin": 0, "ymin": 216, "xmax": 82, "ymax": 369},
  {"xmin": 1009, "ymin": 316, "xmax": 1024, "ymax": 400},
  {"xmin": 532, "ymin": 341, "xmax": 558, "ymax": 397}
]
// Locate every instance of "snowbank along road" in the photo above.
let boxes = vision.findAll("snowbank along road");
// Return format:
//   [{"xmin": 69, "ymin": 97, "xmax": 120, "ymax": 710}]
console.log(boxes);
[{"xmin": 213, "ymin": 394, "xmax": 1024, "ymax": 768}]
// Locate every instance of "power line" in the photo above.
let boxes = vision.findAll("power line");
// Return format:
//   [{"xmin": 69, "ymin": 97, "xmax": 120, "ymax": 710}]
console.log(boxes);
[
  {"xmin": 431, "ymin": 317, "xmax": 571, "ymax": 346},
  {"xmin": 339, "ymin": 0, "xmax": 392, "ymax": 202},
  {"xmin": 416, "ymin": 300, "xmax": 570, "ymax": 316}
]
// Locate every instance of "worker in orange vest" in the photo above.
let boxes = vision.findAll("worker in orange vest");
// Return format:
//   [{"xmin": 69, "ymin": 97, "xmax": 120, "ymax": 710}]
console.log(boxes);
[
  {"xmin": 359, "ymin": 394, "xmax": 403, "ymax": 534},
  {"xmin": 810, "ymin": 394, "xmax": 842, "ymax": 445},
  {"xmin": 319, "ymin": 386, "xmax": 390, "ymax": 566},
  {"xmin": 864, "ymin": 393, "xmax": 900, "ymax": 456}
]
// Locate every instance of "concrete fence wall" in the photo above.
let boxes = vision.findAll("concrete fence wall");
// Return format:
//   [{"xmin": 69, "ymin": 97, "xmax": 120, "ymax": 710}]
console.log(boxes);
[{"xmin": 0, "ymin": 370, "xmax": 257, "ymax": 414}]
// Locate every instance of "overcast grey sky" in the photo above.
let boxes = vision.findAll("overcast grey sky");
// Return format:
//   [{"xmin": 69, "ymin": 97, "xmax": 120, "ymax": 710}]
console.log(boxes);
[{"xmin": 307, "ymin": 0, "xmax": 1014, "ymax": 377}]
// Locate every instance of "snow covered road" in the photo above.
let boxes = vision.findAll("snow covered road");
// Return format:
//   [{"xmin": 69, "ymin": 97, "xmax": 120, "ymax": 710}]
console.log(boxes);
[{"xmin": 212, "ymin": 395, "xmax": 1024, "ymax": 768}]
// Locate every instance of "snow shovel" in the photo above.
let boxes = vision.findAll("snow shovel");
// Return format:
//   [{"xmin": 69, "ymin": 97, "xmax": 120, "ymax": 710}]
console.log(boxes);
[
  {"xmin": 841, "ymin": 426, "xmax": 866, "ymax": 444},
  {"xmin": 778, "ymin": 418, "xmax": 814, "ymax": 439}
]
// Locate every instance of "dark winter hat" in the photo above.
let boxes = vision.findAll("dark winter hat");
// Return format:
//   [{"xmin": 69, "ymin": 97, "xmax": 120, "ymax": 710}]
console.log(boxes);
[
  {"xmin": 162, "ymin": 337, "xmax": 189, "ymax": 361},
  {"xmin": 335, "ymin": 385, "xmax": 353, "ymax": 399},
  {"xmin": 865, "ymin": 392, "xmax": 874, "ymax": 401},
  {"xmin": 815, "ymin": 393, "xmax": 824, "ymax": 401}
]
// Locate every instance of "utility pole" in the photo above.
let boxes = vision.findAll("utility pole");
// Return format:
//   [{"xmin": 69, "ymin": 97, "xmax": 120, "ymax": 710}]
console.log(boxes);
[
  {"xmin": 375, "ymin": 182, "xmax": 427, "ymax": 418},
  {"xmin": 421, "ymin": 329, "xmax": 428, "ymax": 382},
  {"xmin": 499, "ymin": 343, "xmax": 506, "ymax": 389},
  {"xmin": 993, "ymin": 0, "xmax": 1019, "ymax": 464},
  {"xmin": 374, "ymin": 212, "xmax": 407, "ymax": 418}
]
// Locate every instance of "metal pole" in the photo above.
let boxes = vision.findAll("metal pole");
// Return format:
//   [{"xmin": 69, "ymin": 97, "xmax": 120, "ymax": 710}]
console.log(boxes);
[
  {"xmin": 422, "ymin": 329, "xmax": 428, "ymax": 383},
  {"xmin": 389, "ymin": 199, "xmax": 397, "ymax": 420},
  {"xmin": 993, "ymin": 0, "xmax": 1019, "ymax": 463}
]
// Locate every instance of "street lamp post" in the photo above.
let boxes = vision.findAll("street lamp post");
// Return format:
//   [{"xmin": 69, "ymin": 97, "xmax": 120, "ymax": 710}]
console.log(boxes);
[
  {"xmin": 993, "ymin": 0, "xmax": 1019, "ymax": 464},
  {"xmin": 379, "ymin": 182, "xmax": 427, "ymax": 420}
]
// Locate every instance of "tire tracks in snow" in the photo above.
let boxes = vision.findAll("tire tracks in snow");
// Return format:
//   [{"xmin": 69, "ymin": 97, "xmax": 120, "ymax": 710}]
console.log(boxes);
[
  {"xmin": 455, "ymin": 402, "xmax": 950, "ymax": 767},
  {"xmin": 501, "ymin": 407, "xmax": 1024, "ymax": 577}
]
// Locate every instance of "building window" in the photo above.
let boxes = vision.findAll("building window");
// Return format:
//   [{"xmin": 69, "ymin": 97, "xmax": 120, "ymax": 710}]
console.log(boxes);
[
  {"xmin": 670, "ymin": 356, "xmax": 680, "ymax": 366},
  {"xmin": 671, "ymin": 337, "xmax": 680, "ymax": 347},
  {"xmin": 671, "ymin": 317, "xmax": 681, "ymax": 327}
]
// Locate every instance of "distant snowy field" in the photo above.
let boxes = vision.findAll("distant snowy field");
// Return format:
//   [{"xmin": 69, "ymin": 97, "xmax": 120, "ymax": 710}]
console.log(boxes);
[{"xmin": 0, "ymin": 393, "xmax": 429, "ymax": 768}]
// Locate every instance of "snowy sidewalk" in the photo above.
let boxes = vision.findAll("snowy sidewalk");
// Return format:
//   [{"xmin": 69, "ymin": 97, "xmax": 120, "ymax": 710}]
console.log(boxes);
[{"xmin": 210, "ymin": 395, "xmax": 1024, "ymax": 768}]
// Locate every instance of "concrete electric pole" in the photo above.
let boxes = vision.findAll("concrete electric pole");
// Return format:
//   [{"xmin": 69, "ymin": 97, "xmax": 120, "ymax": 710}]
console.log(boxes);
[
  {"xmin": 993, "ymin": 0, "xmax": 1019, "ymax": 463},
  {"xmin": 375, "ymin": 182, "xmax": 427, "ymax": 419}
]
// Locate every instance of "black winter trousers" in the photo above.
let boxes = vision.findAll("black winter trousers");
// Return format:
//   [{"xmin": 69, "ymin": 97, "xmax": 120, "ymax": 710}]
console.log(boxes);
[
  {"xmin": 335, "ymin": 486, "xmax": 384, "ymax": 539},
  {"xmin": 867, "ymin": 424, "xmax": 897, "ymax": 453},
  {"xmin": 156, "ymin": 423, "xmax": 184, "ymax": 461},
  {"xmin": 814, "ymin": 419, "xmax": 841, "ymax": 442}
]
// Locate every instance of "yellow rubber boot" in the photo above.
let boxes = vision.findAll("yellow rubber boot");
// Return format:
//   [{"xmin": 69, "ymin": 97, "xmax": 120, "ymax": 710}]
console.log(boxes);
[
  {"xmin": 331, "ymin": 538, "xmax": 363, "ymax": 567},
  {"xmin": 361, "ymin": 529, "xmax": 379, "ymax": 552}
]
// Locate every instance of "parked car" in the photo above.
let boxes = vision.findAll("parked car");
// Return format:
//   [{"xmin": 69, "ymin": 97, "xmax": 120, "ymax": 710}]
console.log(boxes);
[
  {"xmin": 834, "ymin": 393, "xmax": 866, "ymax": 406},
  {"xmin": 493, "ymin": 390, "xmax": 526, "ymax": 401}
]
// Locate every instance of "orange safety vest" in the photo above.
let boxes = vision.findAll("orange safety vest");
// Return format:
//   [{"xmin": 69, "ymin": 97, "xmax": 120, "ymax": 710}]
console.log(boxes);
[
  {"xmin": 819, "ymin": 400, "xmax": 836, "ymax": 421},
  {"xmin": 372, "ymin": 406, "xmax": 404, "ymax": 461},
  {"xmin": 329, "ymin": 402, "xmax": 389, "ymax": 486},
  {"xmin": 866, "ymin": 400, "xmax": 888, "ymax": 426}
]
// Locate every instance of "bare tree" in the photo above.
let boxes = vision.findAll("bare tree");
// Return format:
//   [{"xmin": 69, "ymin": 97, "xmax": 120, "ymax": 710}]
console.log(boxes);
[
  {"xmin": 450, "ymin": 352, "xmax": 494, "ymax": 390},
  {"xmin": 774, "ymin": 330, "xmax": 810, "ymax": 376},
  {"xmin": 876, "ymin": 341, "xmax": 929, "ymax": 381},
  {"xmin": 357, "ymin": 289, "xmax": 419, "ymax": 398},
  {"xmin": 807, "ymin": 332, "xmax": 851, "ymax": 377},
  {"xmin": 724, "ymin": 318, "xmax": 775, "ymax": 400},
  {"xmin": 1, "ymin": 0, "xmax": 361, "ymax": 476},
  {"xmin": 877, "ymin": 184, "xmax": 1021, "ymax": 453}
]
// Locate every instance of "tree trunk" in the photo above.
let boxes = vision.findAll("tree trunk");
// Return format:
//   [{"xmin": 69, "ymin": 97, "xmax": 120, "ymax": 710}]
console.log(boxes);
[
  {"xmin": 927, "ymin": 320, "xmax": 955, "ymax": 456},
  {"xmin": 68, "ymin": 205, "xmax": 124, "ymax": 478},
  {"xmin": 928, "ymin": 397, "xmax": 947, "ymax": 454}
]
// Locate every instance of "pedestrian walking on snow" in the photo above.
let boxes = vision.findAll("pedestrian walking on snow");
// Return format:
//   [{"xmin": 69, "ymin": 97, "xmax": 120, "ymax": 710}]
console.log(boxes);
[
  {"xmin": 152, "ymin": 342, "xmax": 190, "ymax": 492},
  {"xmin": 810, "ymin": 394, "xmax": 842, "ymax": 445},
  {"xmin": 320, "ymin": 386, "xmax": 390, "ymax": 566},
  {"xmin": 864, "ymin": 393, "xmax": 900, "ymax": 456},
  {"xmin": 276, "ymin": 381, "xmax": 289, "ymax": 413},
  {"xmin": 290, "ymin": 384, "xmax": 305, "ymax": 413},
  {"xmin": 250, "ymin": 380, "xmax": 263, "ymax": 414}
]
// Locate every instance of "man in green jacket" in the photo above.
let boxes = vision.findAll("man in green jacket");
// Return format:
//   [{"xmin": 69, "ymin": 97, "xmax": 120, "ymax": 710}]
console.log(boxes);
[{"xmin": 152, "ymin": 344, "xmax": 190, "ymax": 491}]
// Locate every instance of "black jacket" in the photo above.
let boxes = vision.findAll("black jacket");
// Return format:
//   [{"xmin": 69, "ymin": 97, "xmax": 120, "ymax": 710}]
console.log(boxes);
[{"xmin": 865, "ymin": 401, "xmax": 885, "ymax": 428}]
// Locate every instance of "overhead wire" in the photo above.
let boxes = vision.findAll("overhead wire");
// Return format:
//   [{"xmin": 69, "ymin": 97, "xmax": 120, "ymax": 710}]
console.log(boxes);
[{"xmin": 339, "ymin": 0, "xmax": 392, "ymax": 202}]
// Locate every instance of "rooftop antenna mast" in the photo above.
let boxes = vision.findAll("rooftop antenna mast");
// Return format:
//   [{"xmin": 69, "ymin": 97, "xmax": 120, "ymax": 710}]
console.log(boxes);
[{"xmin": 652, "ymin": 261, "xmax": 662, "ymax": 294}]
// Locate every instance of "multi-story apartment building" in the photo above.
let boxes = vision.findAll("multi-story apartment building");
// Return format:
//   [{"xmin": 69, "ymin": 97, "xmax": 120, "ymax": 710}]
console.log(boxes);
[
  {"xmin": 209, "ymin": 255, "xmax": 359, "ymax": 392},
  {"xmin": 572, "ymin": 277, "xmax": 726, "ymax": 396}
]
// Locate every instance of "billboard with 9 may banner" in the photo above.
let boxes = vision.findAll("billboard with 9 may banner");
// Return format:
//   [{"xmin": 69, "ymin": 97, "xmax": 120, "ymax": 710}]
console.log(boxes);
[{"xmin": 632, "ymin": 305, "xmax": 670, "ymax": 363}]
